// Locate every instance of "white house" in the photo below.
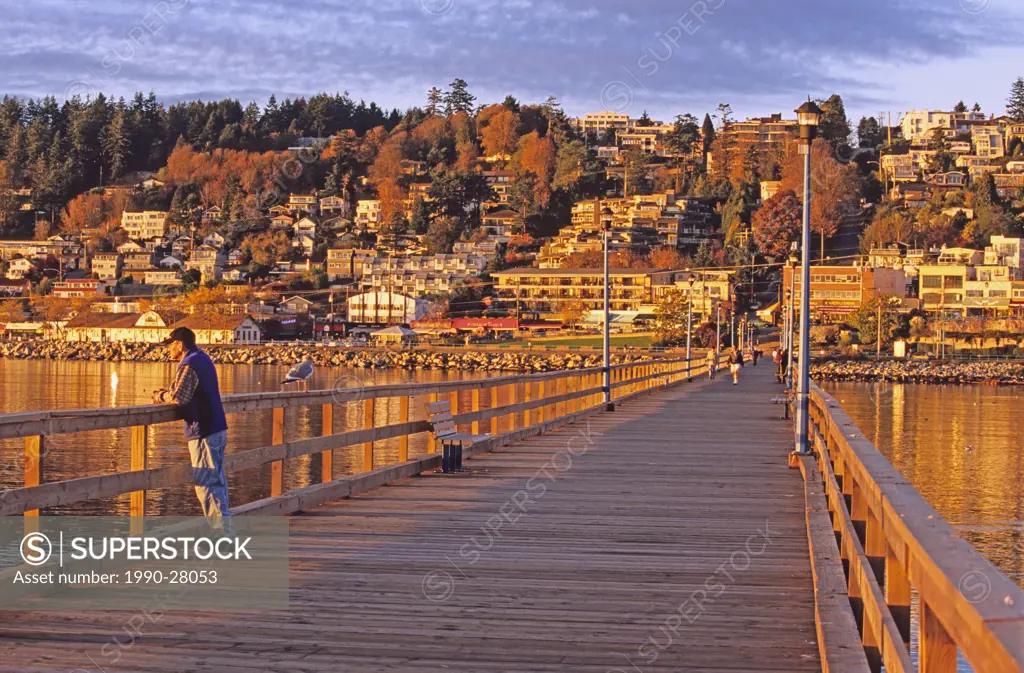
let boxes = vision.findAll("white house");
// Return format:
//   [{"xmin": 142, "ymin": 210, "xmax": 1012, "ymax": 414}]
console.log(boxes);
[
  {"xmin": 121, "ymin": 211, "xmax": 168, "ymax": 240},
  {"xmin": 347, "ymin": 290, "xmax": 428, "ymax": 324},
  {"xmin": 5, "ymin": 258, "xmax": 35, "ymax": 279}
]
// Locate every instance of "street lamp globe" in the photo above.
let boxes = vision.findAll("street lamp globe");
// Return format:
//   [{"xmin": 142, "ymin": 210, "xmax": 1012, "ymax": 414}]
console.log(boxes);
[{"xmin": 795, "ymin": 100, "xmax": 823, "ymax": 128}]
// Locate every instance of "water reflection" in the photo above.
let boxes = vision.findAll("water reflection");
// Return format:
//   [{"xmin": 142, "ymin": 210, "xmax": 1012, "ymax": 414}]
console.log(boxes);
[
  {"xmin": 824, "ymin": 381, "xmax": 1024, "ymax": 588},
  {"xmin": 0, "ymin": 358, "xmax": 512, "ymax": 517}
]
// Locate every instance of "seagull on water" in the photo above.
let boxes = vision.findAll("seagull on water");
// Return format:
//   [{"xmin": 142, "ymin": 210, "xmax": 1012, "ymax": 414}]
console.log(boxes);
[{"xmin": 281, "ymin": 356, "xmax": 315, "ymax": 391}]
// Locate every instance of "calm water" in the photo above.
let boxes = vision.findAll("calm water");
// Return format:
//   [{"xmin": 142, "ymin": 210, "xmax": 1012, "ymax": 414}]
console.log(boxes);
[
  {"xmin": 0, "ymin": 358, "xmax": 512, "ymax": 516},
  {"xmin": 824, "ymin": 382, "xmax": 1024, "ymax": 588}
]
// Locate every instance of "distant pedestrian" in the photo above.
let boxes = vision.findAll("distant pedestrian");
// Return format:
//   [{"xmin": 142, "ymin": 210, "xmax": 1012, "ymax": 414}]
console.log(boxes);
[
  {"xmin": 776, "ymin": 348, "xmax": 788, "ymax": 384},
  {"xmin": 152, "ymin": 327, "xmax": 231, "ymax": 530},
  {"xmin": 706, "ymin": 348, "xmax": 717, "ymax": 380},
  {"xmin": 730, "ymin": 348, "xmax": 744, "ymax": 385}
]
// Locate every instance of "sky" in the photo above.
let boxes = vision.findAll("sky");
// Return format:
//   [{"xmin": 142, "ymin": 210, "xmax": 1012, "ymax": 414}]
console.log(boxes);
[{"xmin": 2, "ymin": 0, "xmax": 1024, "ymax": 126}]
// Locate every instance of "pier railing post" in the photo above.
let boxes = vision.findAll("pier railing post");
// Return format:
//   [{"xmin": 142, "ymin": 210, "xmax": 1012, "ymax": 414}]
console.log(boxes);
[
  {"xmin": 490, "ymin": 387, "xmax": 499, "ymax": 434},
  {"xmin": 398, "ymin": 396, "xmax": 410, "ymax": 462},
  {"xmin": 24, "ymin": 435, "xmax": 44, "ymax": 534},
  {"xmin": 130, "ymin": 425, "xmax": 148, "ymax": 535},
  {"xmin": 524, "ymin": 382, "xmax": 532, "ymax": 427},
  {"xmin": 920, "ymin": 601, "xmax": 957, "ymax": 673},
  {"xmin": 471, "ymin": 389, "xmax": 481, "ymax": 435},
  {"xmin": 322, "ymin": 403, "xmax": 334, "ymax": 482},
  {"xmin": 363, "ymin": 398, "xmax": 375, "ymax": 471},
  {"xmin": 271, "ymin": 407, "xmax": 284, "ymax": 497},
  {"xmin": 885, "ymin": 543, "xmax": 912, "ymax": 650}
]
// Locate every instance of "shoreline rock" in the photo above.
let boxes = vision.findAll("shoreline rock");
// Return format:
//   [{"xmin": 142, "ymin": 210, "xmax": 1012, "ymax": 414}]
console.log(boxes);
[
  {"xmin": 811, "ymin": 359, "xmax": 1024, "ymax": 386},
  {"xmin": 0, "ymin": 340, "xmax": 664, "ymax": 373}
]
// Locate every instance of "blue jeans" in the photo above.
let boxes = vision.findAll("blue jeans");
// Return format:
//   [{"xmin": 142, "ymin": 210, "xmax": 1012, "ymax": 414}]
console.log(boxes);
[{"xmin": 188, "ymin": 430, "xmax": 231, "ymax": 526}]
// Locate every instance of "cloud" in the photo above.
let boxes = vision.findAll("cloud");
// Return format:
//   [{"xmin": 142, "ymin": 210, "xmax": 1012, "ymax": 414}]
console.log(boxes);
[{"xmin": 1, "ymin": 0, "xmax": 1022, "ymax": 122}]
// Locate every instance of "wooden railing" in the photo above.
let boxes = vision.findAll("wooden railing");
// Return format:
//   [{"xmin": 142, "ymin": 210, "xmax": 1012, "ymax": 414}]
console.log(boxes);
[
  {"xmin": 0, "ymin": 357, "xmax": 715, "ymax": 521},
  {"xmin": 804, "ymin": 384, "xmax": 1024, "ymax": 673}
]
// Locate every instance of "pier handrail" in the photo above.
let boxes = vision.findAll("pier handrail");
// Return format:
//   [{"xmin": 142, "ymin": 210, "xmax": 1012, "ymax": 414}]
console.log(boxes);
[
  {"xmin": 807, "ymin": 384, "xmax": 1024, "ymax": 673},
  {"xmin": 0, "ymin": 356, "xmax": 718, "ymax": 520}
]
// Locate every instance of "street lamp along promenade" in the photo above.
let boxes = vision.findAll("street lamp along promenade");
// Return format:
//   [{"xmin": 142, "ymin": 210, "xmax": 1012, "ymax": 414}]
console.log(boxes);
[{"xmin": 793, "ymin": 98, "xmax": 823, "ymax": 458}]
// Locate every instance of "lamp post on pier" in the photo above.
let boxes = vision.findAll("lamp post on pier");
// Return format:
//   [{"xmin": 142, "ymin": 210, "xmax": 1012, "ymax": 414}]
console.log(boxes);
[
  {"xmin": 686, "ymin": 274, "xmax": 695, "ymax": 381},
  {"xmin": 794, "ymin": 98, "xmax": 823, "ymax": 457},
  {"xmin": 601, "ymin": 205, "xmax": 615, "ymax": 411}
]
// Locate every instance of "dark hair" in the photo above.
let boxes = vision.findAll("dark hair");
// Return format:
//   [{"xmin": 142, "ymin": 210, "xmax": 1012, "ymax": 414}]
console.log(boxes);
[{"xmin": 165, "ymin": 327, "xmax": 196, "ymax": 348}]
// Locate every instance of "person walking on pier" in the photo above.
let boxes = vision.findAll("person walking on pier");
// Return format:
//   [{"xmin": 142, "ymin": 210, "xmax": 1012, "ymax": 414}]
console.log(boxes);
[
  {"xmin": 776, "ymin": 347, "xmax": 788, "ymax": 384},
  {"xmin": 152, "ymin": 327, "xmax": 232, "ymax": 529},
  {"xmin": 729, "ymin": 348, "xmax": 744, "ymax": 385},
  {"xmin": 706, "ymin": 347, "xmax": 717, "ymax": 380}
]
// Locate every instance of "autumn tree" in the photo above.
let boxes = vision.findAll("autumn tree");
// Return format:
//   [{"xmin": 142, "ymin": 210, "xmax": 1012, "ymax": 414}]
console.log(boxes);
[
  {"xmin": 516, "ymin": 132, "xmax": 556, "ymax": 208},
  {"xmin": 861, "ymin": 208, "xmax": 914, "ymax": 252},
  {"xmin": 0, "ymin": 299, "xmax": 27, "ymax": 323},
  {"xmin": 780, "ymin": 139, "xmax": 861, "ymax": 259},
  {"xmin": 648, "ymin": 247, "xmax": 688, "ymax": 269},
  {"xmin": 752, "ymin": 190, "xmax": 802, "ymax": 259},
  {"xmin": 479, "ymin": 106, "xmax": 520, "ymax": 163},
  {"xmin": 559, "ymin": 299, "xmax": 587, "ymax": 330},
  {"xmin": 60, "ymin": 192, "xmax": 107, "ymax": 234},
  {"xmin": 242, "ymin": 231, "xmax": 291, "ymax": 267},
  {"xmin": 653, "ymin": 288, "xmax": 692, "ymax": 347}
]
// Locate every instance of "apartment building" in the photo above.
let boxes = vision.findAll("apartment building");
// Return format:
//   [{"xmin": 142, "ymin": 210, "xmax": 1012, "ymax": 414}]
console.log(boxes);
[
  {"xmin": 52, "ymin": 279, "xmax": 107, "ymax": 298},
  {"xmin": 121, "ymin": 211, "xmax": 168, "ymax": 240},
  {"xmin": 326, "ymin": 248, "xmax": 377, "ymax": 281},
  {"xmin": 287, "ymin": 194, "xmax": 317, "ymax": 215},
  {"xmin": 971, "ymin": 125, "xmax": 1004, "ymax": 159},
  {"xmin": 185, "ymin": 243, "xmax": 226, "ymax": 282},
  {"xmin": 881, "ymin": 153, "xmax": 916, "ymax": 183},
  {"xmin": 993, "ymin": 173, "xmax": 1024, "ymax": 199},
  {"xmin": 491, "ymin": 268, "xmax": 674, "ymax": 317},
  {"xmin": 722, "ymin": 114, "xmax": 799, "ymax": 151},
  {"xmin": 573, "ymin": 111, "xmax": 631, "ymax": 136},
  {"xmin": 782, "ymin": 265, "xmax": 907, "ymax": 323},
  {"xmin": 91, "ymin": 253, "xmax": 122, "ymax": 280},
  {"xmin": 143, "ymin": 269, "xmax": 183, "ymax": 286},
  {"xmin": 901, "ymin": 111, "xmax": 956, "ymax": 141}
]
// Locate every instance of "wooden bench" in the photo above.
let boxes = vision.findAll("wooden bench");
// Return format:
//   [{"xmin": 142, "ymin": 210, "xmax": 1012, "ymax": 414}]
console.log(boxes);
[{"xmin": 427, "ymin": 400, "xmax": 489, "ymax": 474}]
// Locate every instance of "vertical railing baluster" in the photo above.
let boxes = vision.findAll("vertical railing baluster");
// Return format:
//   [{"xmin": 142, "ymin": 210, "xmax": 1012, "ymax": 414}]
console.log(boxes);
[
  {"xmin": 398, "ymin": 395, "xmax": 410, "ymax": 462},
  {"xmin": 130, "ymin": 425, "xmax": 148, "ymax": 535},
  {"xmin": 321, "ymin": 403, "xmax": 334, "ymax": 483},
  {"xmin": 271, "ymin": 407, "xmax": 284, "ymax": 497},
  {"xmin": 920, "ymin": 601, "xmax": 957, "ymax": 673},
  {"xmin": 24, "ymin": 434, "xmax": 43, "ymax": 534},
  {"xmin": 363, "ymin": 398, "xmax": 374, "ymax": 471}
]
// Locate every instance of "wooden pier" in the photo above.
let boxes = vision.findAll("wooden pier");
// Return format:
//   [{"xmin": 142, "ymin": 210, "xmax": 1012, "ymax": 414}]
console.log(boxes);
[{"xmin": 0, "ymin": 358, "xmax": 1022, "ymax": 672}]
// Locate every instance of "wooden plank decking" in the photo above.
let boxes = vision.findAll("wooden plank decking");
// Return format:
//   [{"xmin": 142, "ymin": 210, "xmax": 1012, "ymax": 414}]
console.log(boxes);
[{"xmin": 0, "ymin": 363, "xmax": 820, "ymax": 672}]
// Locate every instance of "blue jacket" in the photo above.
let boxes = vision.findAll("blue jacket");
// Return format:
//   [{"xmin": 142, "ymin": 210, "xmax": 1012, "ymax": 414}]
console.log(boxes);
[{"xmin": 179, "ymin": 347, "xmax": 228, "ymax": 441}]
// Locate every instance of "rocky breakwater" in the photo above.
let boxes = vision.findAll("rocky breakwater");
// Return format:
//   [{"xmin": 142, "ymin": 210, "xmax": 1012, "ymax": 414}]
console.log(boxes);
[
  {"xmin": 812, "ymin": 359, "xmax": 1024, "ymax": 385},
  {"xmin": 0, "ymin": 340, "xmax": 662, "ymax": 373}
]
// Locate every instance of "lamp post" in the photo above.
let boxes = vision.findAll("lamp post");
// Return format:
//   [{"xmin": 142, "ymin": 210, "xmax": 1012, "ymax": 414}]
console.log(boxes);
[
  {"xmin": 715, "ymin": 302, "xmax": 722, "ymax": 363},
  {"xmin": 686, "ymin": 274, "xmax": 695, "ymax": 381},
  {"xmin": 794, "ymin": 98, "xmax": 823, "ymax": 456},
  {"xmin": 786, "ymin": 250, "xmax": 798, "ymax": 388},
  {"xmin": 602, "ymin": 206, "xmax": 614, "ymax": 411}
]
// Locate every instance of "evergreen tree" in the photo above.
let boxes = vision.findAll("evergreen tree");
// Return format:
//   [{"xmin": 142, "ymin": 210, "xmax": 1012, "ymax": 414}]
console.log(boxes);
[
  {"xmin": 1008, "ymin": 77, "xmax": 1024, "ymax": 122},
  {"xmin": 701, "ymin": 113, "xmax": 715, "ymax": 157},
  {"xmin": 856, "ymin": 116, "xmax": 882, "ymax": 148},
  {"xmin": 972, "ymin": 102, "xmax": 982, "ymax": 113},
  {"xmin": 426, "ymin": 87, "xmax": 444, "ymax": 116},
  {"xmin": 443, "ymin": 79, "xmax": 476, "ymax": 115},
  {"xmin": 818, "ymin": 94, "xmax": 851, "ymax": 147},
  {"xmin": 953, "ymin": 101, "xmax": 968, "ymax": 113},
  {"xmin": 103, "ymin": 108, "xmax": 132, "ymax": 183}
]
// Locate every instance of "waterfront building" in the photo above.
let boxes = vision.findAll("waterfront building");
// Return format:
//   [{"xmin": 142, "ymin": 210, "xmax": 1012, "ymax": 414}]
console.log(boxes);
[
  {"xmin": 91, "ymin": 253, "xmax": 123, "ymax": 280},
  {"xmin": 783, "ymin": 265, "xmax": 907, "ymax": 323},
  {"xmin": 491, "ymin": 268, "xmax": 674, "ymax": 318},
  {"xmin": 347, "ymin": 291, "xmax": 429, "ymax": 324}
]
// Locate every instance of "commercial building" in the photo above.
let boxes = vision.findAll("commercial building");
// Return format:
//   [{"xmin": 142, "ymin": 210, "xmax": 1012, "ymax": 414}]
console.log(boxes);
[
  {"xmin": 782, "ymin": 265, "xmax": 907, "ymax": 323},
  {"xmin": 347, "ymin": 291, "xmax": 429, "ymax": 324},
  {"xmin": 491, "ymin": 268, "xmax": 674, "ymax": 317}
]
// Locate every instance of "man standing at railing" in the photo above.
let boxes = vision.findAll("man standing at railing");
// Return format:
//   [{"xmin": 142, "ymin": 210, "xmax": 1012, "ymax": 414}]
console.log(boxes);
[{"xmin": 151, "ymin": 327, "xmax": 232, "ymax": 530}]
